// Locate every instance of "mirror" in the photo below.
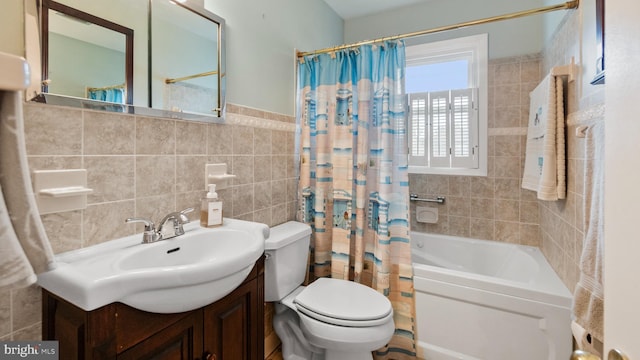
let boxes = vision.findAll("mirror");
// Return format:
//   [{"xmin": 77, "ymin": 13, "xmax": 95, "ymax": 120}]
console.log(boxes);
[
  {"xmin": 29, "ymin": 0, "xmax": 225, "ymax": 119},
  {"xmin": 151, "ymin": 0, "xmax": 222, "ymax": 114},
  {"xmin": 40, "ymin": 0, "xmax": 134, "ymax": 104}
]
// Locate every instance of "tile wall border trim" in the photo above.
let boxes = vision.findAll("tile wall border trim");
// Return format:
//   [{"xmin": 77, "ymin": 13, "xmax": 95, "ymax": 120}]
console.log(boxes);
[
  {"xmin": 488, "ymin": 127, "xmax": 528, "ymax": 136},
  {"xmin": 225, "ymin": 112, "xmax": 296, "ymax": 132},
  {"xmin": 487, "ymin": 103, "xmax": 605, "ymax": 137}
]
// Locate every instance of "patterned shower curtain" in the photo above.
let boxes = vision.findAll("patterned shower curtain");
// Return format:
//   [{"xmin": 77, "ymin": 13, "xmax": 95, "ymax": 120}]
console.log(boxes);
[
  {"xmin": 87, "ymin": 87, "xmax": 125, "ymax": 104},
  {"xmin": 297, "ymin": 41, "xmax": 416, "ymax": 359}
]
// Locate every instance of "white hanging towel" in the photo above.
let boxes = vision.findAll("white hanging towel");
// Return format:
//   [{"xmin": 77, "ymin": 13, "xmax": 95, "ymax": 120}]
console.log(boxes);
[
  {"xmin": 0, "ymin": 53, "xmax": 56, "ymax": 292},
  {"xmin": 522, "ymin": 74, "xmax": 566, "ymax": 200},
  {"xmin": 572, "ymin": 122, "xmax": 604, "ymax": 349}
]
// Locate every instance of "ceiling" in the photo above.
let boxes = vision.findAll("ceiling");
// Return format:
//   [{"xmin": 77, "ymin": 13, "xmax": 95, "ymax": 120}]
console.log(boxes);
[{"xmin": 322, "ymin": 0, "xmax": 431, "ymax": 20}]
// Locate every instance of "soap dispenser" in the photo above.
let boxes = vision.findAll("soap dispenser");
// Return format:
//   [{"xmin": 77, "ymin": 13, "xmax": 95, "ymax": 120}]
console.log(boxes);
[{"xmin": 201, "ymin": 184, "xmax": 223, "ymax": 227}]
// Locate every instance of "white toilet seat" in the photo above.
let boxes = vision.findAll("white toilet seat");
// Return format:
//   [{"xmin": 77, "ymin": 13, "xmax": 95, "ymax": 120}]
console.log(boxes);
[
  {"xmin": 293, "ymin": 278, "xmax": 393, "ymax": 327},
  {"xmin": 292, "ymin": 278, "xmax": 393, "ymax": 327},
  {"xmin": 296, "ymin": 303, "xmax": 394, "ymax": 327}
]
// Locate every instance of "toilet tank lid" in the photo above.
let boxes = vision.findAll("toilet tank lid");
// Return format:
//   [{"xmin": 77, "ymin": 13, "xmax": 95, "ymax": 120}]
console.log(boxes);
[{"xmin": 265, "ymin": 221, "xmax": 311, "ymax": 250}]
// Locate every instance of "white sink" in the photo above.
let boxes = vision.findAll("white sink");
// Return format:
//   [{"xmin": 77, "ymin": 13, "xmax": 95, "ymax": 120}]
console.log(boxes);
[{"xmin": 38, "ymin": 218, "xmax": 268, "ymax": 313}]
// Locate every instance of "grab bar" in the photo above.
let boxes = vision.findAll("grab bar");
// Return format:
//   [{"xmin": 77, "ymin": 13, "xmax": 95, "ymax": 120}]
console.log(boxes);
[{"xmin": 410, "ymin": 193, "xmax": 446, "ymax": 204}]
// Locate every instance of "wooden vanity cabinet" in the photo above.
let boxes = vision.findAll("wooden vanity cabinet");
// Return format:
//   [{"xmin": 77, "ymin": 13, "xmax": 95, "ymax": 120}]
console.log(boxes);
[{"xmin": 42, "ymin": 257, "xmax": 265, "ymax": 360}]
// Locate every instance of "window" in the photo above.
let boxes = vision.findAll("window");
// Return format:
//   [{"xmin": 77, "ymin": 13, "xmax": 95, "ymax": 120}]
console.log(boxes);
[{"xmin": 406, "ymin": 34, "xmax": 488, "ymax": 176}]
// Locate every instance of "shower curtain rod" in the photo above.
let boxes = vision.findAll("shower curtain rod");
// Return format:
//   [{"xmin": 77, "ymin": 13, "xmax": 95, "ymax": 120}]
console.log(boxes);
[
  {"xmin": 165, "ymin": 70, "xmax": 219, "ymax": 84},
  {"xmin": 296, "ymin": 0, "xmax": 579, "ymax": 58},
  {"xmin": 86, "ymin": 83, "xmax": 125, "ymax": 91}
]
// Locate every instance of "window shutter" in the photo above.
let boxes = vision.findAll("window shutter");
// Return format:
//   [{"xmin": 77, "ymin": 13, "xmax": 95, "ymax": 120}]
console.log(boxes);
[
  {"xmin": 408, "ymin": 93, "xmax": 428, "ymax": 166},
  {"xmin": 450, "ymin": 88, "xmax": 478, "ymax": 168},
  {"xmin": 408, "ymin": 88, "xmax": 480, "ymax": 171},
  {"xmin": 429, "ymin": 91, "xmax": 450, "ymax": 168}
]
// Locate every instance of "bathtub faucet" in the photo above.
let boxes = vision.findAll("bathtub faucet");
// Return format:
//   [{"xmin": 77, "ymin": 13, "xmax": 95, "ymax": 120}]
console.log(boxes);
[{"xmin": 125, "ymin": 208, "xmax": 194, "ymax": 243}]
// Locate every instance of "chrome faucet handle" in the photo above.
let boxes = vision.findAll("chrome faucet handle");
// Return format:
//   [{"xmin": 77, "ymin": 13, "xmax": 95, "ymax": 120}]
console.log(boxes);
[
  {"xmin": 180, "ymin": 207, "xmax": 194, "ymax": 214},
  {"xmin": 175, "ymin": 208, "xmax": 194, "ymax": 235},
  {"xmin": 178, "ymin": 207, "xmax": 195, "ymax": 222},
  {"xmin": 125, "ymin": 217, "xmax": 155, "ymax": 231},
  {"xmin": 159, "ymin": 212, "xmax": 184, "ymax": 228},
  {"xmin": 158, "ymin": 208, "xmax": 194, "ymax": 239},
  {"xmin": 125, "ymin": 217, "xmax": 161, "ymax": 243}
]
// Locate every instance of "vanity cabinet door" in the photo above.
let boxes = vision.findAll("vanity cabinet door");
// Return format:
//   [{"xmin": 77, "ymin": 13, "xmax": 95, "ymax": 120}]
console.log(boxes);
[
  {"xmin": 203, "ymin": 280, "xmax": 260, "ymax": 360},
  {"xmin": 117, "ymin": 312, "xmax": 203, "ymax": 360}
]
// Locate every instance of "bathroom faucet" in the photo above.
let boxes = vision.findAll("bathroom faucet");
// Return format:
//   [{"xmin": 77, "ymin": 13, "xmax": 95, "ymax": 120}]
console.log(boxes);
[
  {"xmin": 158, "ymin": 208, "xmax": 194, "ymax": 239},
  {"xmin": 125, "ymin": 208, "xmax": 194, "ymax": 243}
]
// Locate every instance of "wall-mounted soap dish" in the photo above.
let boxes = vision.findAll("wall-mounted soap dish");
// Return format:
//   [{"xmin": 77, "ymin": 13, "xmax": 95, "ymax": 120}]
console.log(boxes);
[
  {"xmin": 206, "ymin": 163, "xmax": 236, "ymax": 189},
  {"xmin": 416, "ymin": 206, "xmax": 438, "ymax": 224},
  {"xmin": 33, "ymin": 169, "xmax": 93, "ymax": 214}
]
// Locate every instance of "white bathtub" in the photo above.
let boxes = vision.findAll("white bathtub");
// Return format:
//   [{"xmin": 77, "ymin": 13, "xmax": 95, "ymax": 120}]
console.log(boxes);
[{"xmin": 411, "ymin": 232, "xmax": 572, "ymax": 360}]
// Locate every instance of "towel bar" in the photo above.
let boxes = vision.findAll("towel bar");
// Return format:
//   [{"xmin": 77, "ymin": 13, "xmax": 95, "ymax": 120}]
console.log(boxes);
[
  {"xmin": 410, "ymin": 194, "xmax": 446, "ymax": 204},
  {"xmin": 551, "ymin": 56, "xmax": 579, "ymax": 82}
]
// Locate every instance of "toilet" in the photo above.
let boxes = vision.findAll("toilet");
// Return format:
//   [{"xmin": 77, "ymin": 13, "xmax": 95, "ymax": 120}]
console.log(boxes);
[{"xmin": 265, "ymin": 221, "xmax": 395, "ymax": 360}]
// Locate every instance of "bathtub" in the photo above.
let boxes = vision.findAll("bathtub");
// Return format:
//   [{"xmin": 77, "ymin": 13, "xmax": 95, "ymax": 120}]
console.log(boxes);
[{"xmin": 411, "ymin": 232, "xmax": 572, "ymax": 360}]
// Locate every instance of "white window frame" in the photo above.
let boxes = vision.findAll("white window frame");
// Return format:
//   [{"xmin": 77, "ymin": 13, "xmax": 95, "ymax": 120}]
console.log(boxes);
[{"xmin": 406, "ymin": 33, "xmax": 488, "ymax": 176}]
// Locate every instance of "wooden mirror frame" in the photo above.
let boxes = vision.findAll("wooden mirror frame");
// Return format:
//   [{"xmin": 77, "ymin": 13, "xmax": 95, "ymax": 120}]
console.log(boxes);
[{"xmin": 39, "ymin": 0, "xmax": 134, "ymax": 104}]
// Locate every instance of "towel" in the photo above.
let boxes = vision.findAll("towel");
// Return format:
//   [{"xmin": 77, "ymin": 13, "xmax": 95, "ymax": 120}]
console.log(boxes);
[
  {"xmin": 0, "ymin": 187, "xmax": 36, "ymax": 290},
  {"xmin": 572, "ymin": 121, "xmax": 604, "ymax": 346},
  {"xmin": 522, "ymin": 74, "xmax": 566, "ymax": 200},
  {"xmin": 0, "ymin": 89, "xmax": 56, "ymax": 292}
]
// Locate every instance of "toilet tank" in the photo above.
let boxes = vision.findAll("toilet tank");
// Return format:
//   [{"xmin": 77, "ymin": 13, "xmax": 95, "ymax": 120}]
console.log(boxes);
[{"xmin": 264, "ymin": 221, "xmax": 311, "ymax": 302}]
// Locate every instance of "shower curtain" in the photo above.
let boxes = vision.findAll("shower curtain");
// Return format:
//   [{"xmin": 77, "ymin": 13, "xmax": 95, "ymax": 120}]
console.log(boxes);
[
  {"xmin": 297, "ymin": 41, "xmax": 416, "ymax": 359},
  {"xmin": 87, "ymin": 87, "xmax": 125, "ymax": 104}
]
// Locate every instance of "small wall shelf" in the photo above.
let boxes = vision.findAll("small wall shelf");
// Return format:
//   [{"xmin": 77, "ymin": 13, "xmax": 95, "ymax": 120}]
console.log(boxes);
[
  {"xmin": 33, "ymin": 169, "xmax": 93, "ymax": 214},
  {"xmin": 208, "ymin": 173, "xmax": 236, "ymax": 181},
  {"xmin": 39, "ymin": 186, "xmax": 94, "ymax": 198},
  {"xmin": 206, "ymin": 163, "xmax": 236, "ymax": 189}
]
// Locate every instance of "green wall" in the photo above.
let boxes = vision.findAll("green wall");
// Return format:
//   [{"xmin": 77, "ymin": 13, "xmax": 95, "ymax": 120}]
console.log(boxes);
[
  {"xmin": 0, "ymin": 0, "xmax": 24, "ymax": 56},
  {"xmin": 344, "ymin": 0, "xmax": 551, "ymax": 59},
  {"xmin": 205, "ymin": 0, "xmax": 343, "ymax": 115}
]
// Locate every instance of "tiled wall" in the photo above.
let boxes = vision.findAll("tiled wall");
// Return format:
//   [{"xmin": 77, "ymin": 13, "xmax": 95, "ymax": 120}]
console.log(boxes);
[
  {"xmin": 538, "ymin": 11, "xmax": 605, "ymax": 292},
  {"xmin": 410, "ymin": 54, "xmax": 543, "ymax": 247},
  {"xmin": 410, "ymin": 10, "xmax": 606, "ymax": 297},
  {"xmin": 0, "ymin": 102, "xmax": 298, "ymax": 342}
]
